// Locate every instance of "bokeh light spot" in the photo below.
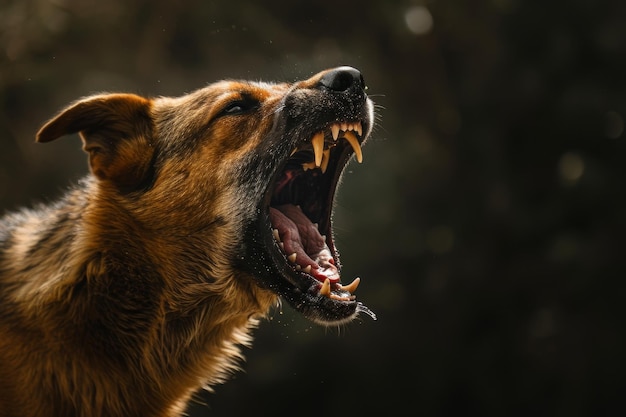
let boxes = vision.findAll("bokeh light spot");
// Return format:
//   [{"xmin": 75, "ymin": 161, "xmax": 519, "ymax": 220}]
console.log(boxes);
[
  {"xmin": 558, "ymin": 151, "xmax": 585, "ymax": 184},
  {"xmin": 405, "ymin": 6, "xmax": 434, "ymax": 35}
]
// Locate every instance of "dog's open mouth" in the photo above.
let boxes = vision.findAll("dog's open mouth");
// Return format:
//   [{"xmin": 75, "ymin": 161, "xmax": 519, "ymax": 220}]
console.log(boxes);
[
  {"xmin": 270, "ymin": 123, "xmax": 364, "ymax": 289},
  {"xmin": 258, "ymin": 120, "xmax": 376, "ymax": 324}
]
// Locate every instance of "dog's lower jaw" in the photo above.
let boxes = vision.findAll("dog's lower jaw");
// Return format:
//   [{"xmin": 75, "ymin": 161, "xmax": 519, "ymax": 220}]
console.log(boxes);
[{"xmin": 238, "ymin": 212, "xmax": 366, "ymax": 326}]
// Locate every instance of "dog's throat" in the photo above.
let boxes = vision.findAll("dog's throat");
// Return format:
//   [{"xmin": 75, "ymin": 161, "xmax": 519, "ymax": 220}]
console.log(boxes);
[{"xmin": 269, "ymin": 204, "xmax": 339, "ymax": 282}]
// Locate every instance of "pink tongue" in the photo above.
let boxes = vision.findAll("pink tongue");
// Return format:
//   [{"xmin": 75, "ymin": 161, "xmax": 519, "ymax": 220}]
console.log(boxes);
[{"xmin": 269, "ymin": 204, "xmax": 339, "ymax": 282}]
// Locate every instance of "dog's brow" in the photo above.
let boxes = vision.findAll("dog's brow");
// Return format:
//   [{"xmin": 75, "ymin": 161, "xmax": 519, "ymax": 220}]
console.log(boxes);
[
  {"xmin": 215, "ymin": 88, "xmax": 266, "ymax": 106},
  {"xmin": 239, "ymin": 91, "xmax": 260, "ymax": 102},
  {"xmin": 216, "ymin": 91, "xmax": 245, "ymax": 102},
  {"xmin": 207, "ymin": 90, "xmax": 254, "ymax": 118}
]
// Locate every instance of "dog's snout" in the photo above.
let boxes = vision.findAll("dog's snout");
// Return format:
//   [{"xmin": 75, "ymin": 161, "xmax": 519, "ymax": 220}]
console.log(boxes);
[{"xmin": 319, "ymin": 66, "xmax": 365, "ymax": 92}]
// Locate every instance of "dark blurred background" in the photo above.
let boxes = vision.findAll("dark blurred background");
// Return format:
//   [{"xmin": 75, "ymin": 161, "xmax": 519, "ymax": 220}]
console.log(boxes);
[{"xmin": 2, "ymin": 0, "xmax": 626, "ymax": 416}]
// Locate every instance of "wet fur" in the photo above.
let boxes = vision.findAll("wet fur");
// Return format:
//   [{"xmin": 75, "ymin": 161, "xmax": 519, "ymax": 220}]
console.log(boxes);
[{"xmin": 0, "ymin": 73, "xmax": 338, "ymax": 417}]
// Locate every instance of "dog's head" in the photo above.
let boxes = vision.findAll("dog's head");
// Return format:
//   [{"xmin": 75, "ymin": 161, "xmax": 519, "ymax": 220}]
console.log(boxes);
[{"xmin": 36, "ymin": 66, "xmax": 376, "ymax": 326}]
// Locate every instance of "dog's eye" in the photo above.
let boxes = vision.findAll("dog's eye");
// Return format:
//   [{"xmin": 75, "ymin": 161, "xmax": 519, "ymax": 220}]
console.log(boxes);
[{"xmin": 221, "ymin": 99, "xmax": 258, "ymax": 116}]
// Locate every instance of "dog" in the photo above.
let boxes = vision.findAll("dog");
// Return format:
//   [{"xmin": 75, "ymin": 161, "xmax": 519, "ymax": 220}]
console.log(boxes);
[{"xmin": 0, "ymin": 66, "xmax": 375, "ymax": 417}]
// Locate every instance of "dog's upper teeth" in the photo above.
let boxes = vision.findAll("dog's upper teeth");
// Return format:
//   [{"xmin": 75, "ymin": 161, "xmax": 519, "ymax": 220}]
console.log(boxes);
[
  {"xmin": 330, "ymin": 121, "xmax": 362, "ymax": 138},
  {"xmin": 311, "ymin": 132, "xmax": 324, "ymax": 167},
  {"xmin": 320, "ymin": 149, "xmax": 331, "ymax": 174},
  {"xmin": 331, "ymin": 124, "xmax": 340, "ymax": 140},
  {"xmin": 302, "ymin": 161, "xmax": 317, "ymax": 171},
  {"xmin": 354, "ymin": 122, "xmax": 363, "ymax": 137},
  {"xmin": 342, "ymin": 131, "xmax": 363, "ymax": 164},
  {"xmin": 302, "ymin": 122, "xmax": 364, "ymax": 171},
  {"xmin": 330, "ymin": 122, "xmax": 363, "ymax": 162}
]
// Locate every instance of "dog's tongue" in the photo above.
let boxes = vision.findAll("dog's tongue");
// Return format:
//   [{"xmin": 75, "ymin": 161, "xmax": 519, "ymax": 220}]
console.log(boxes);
[{"xmin": 269, "ymin": 204, "xmax": 340, "ymax": 283}]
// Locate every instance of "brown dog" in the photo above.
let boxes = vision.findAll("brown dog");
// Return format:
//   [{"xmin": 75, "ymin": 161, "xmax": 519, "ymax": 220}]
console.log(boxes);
[{"xmin": 0, "ymin": 67, "xmax": 375, "ymax": 417}]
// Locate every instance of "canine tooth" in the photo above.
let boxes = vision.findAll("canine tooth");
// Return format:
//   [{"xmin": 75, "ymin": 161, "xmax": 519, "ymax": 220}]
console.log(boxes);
[
  {"xmin": 312, "ymin": 132, "xmax": 324, "ymax": 167},
  {"xmin": 343, "ymin": 131, "xmax": 363, "ymax": 163},
  {"xmin": 303, "ymin": 265, "xmax": 312, "ymax": 273},
  {"xmin": 331, "ymin": 124, "xmax": 340, "ymax": 140},
  {"xmin": 272, "ymin": 229, "xmax": 280, "ymax": 241},
  {"xmin": 339, "ymin": 277, "xmax": 360, "ymax": 294},
  {"xmin": 355, "ymin": 122, "xmax": 362, "ymax": 137},
  {"xmin": 320, "ymin": 278, "xmax": 331, "ymax": 297},
  {"xmin": 288, "ymin": 253, "xmax": 297, "ymax": 263},
  {"xmin": 320, "ymin": 149, "xmax": 331, "ymax": 173}
]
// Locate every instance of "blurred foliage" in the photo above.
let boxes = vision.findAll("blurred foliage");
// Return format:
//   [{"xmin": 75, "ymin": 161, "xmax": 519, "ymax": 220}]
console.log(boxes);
[{"xmin": 2, "ymin": 0, "xmax": 626, "ymax": 416}]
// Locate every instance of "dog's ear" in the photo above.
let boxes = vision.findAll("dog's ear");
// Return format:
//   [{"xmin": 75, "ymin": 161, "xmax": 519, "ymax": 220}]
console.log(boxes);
[{"xmin": 36, "ymin": 93, "xmax": 155, "ymax": 192}]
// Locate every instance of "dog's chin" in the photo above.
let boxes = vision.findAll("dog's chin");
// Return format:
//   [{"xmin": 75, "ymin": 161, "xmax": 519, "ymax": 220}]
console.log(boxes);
[{"xmin": 241, "ymin": 120, "xmax": 376, "ymax": 326}]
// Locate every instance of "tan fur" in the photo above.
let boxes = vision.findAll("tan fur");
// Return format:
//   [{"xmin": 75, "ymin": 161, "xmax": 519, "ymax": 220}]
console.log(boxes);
[{"xmin": 0, "ymin": 68, "xmax": 373, "ymax": 417}]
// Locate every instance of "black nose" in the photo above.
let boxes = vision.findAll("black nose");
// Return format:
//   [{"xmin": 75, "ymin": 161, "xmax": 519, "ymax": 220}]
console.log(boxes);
[{"xmin": 319, "ymin": 66, "xmax": 365, "ymax": 92}]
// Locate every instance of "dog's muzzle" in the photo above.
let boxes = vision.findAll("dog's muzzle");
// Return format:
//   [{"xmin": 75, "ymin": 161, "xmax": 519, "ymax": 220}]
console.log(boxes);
[{"xmin": 241, "ymin": 66, "xmax": 376, "ymax": 325}]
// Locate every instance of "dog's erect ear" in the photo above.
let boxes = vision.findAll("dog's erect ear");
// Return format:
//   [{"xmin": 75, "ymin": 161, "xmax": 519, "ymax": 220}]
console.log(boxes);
[{"xmin": 36, "ymin": 93, "xmax": 156, "ymax": 192}]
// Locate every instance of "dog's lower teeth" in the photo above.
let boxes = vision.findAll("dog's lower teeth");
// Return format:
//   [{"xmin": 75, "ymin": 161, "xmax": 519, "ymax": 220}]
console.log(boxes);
[
  {"xmin": 330, "ymin": 294, "xmax": 355, "ymax": 301},
  {"xmin": 339, "ymin": 277, "xmax": 360, "ymax": 294},
  {"xmin": 320, "ymin": 278, "xmax": 331, "ymax": 296},
  {"xmin": 318, "ymin": 276, "xmax": 360, "ymax": 300}
]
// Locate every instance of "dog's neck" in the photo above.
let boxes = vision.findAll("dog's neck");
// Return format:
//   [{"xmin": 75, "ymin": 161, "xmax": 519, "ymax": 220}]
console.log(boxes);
[{"xmin": 2, "ymin": 177, "xmax": 276, "ymax": 414}]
